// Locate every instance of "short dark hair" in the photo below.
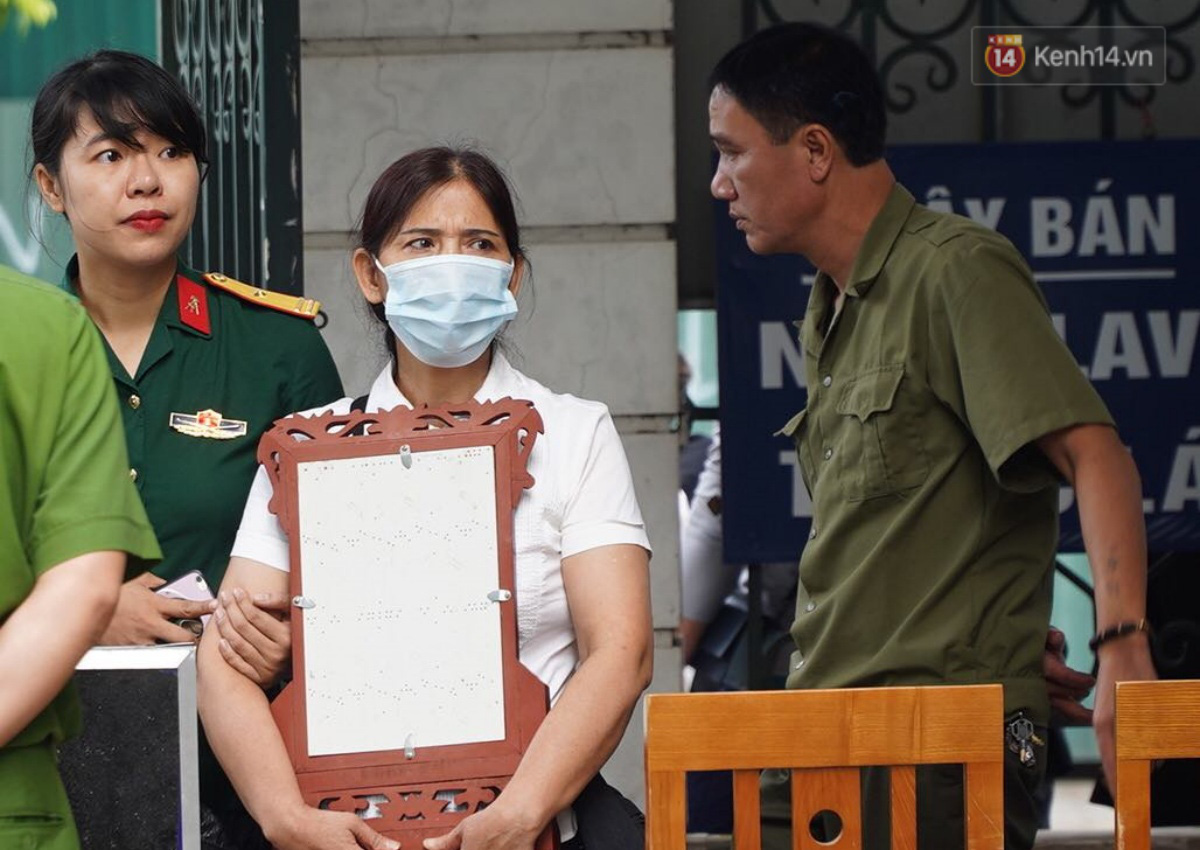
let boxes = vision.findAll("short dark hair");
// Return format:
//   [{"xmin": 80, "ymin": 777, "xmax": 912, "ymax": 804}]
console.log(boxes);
[
  {"xmin": 356, "ymin": 146, "xmax": 527, "ymax": 355},
  {"xmin": 709, "ymin": 22, "xmax": 886, "ymax": 166},
  {"xmin": 31, "ymin": 49, "xmax": 208, "ymax": 176}
]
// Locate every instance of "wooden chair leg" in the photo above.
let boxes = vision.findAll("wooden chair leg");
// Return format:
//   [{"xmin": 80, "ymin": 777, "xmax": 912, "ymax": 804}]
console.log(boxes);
[
  {"xmin": 646, "ymin": 771, "xmax": 686, "ymax": 850},
  {"xmin": 1115, "ymin": 757, "xmax": 1151, "ymax": 850}
]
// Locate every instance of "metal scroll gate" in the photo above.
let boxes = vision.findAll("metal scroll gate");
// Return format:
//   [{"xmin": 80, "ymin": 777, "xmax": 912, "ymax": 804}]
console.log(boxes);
[
  {"xmin": 740, "ymin": 0, "xmax": 1200, "ymax": 142},
  {"xmin": 716, "ymin": 140, "xmax": 1200, "ymax": 565},
  {"xmin": 160, "ymin": 0, "xmax": 304, "ymax": 295}
]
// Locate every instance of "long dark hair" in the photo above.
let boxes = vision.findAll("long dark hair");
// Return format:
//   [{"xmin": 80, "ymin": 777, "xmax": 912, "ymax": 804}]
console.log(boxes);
[
  {"xmin": 31, "ymin": 48, "xmax": 208, "ymax": 177},
  {"xmin": 356, "ymin": 146, "xmax": 528, "ymax": 357}
]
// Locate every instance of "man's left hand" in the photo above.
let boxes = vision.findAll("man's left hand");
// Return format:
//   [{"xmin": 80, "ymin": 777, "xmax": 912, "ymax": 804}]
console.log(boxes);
[
  {"xmin": 1044, "ymin": 626, "xmax": 1095, "ymax": 726},
  {"xmin": 1093, "ymin": 634, "xmax": 1157, "ymax": 793}
]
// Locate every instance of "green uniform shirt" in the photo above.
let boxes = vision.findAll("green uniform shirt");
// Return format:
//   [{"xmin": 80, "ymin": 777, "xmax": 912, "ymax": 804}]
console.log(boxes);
[
  {"xmin": 781, "ymin": 184, "xmax": 1114, "ymax": 725},
  {"xmin": 59, "ymin": 258, "xmax": 344, "ymax": 588},
  {"xmin": 0, "ymin": 265, "xmax": 161, "ymax": 750}
]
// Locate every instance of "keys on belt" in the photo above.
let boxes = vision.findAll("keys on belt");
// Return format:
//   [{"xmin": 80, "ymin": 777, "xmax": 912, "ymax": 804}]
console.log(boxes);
[{"xmin": 1005, "ymin": 711, "xmax": 1046, "ymax": 768}]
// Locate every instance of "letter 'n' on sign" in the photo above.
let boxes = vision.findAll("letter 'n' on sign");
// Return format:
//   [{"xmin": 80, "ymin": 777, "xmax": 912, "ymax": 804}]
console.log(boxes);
[{"xmin": 761, "ymin": 322, "xmax": 806, "ymax": 389}]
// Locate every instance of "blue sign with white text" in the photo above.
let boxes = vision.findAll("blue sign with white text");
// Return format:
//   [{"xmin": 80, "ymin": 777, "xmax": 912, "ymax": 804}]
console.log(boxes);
[{"xmin": 717, "ymin": 140, "xmax": 1199, "ymax": 564}]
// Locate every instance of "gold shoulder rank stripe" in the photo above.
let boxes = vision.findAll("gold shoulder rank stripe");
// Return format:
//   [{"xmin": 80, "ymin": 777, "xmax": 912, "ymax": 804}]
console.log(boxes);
[{"xmin": 202, "ymin": 272, "xmax": 322, "ymax": 319}]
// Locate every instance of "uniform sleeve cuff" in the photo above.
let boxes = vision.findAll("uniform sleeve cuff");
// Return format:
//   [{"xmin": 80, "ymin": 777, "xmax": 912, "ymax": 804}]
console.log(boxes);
[{"xmin": 31, "ymin": 515, "xmax": 162, "ymax": 576}]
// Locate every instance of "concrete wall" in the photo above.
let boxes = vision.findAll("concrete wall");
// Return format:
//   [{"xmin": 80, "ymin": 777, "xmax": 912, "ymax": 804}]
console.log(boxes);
[{"xmin": 299, "ymin": 0, "xmax": 680, "ymax": 806}]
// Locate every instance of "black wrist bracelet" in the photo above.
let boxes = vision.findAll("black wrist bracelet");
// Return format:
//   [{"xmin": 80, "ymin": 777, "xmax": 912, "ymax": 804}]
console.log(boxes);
[{"xmin": 1088, "ymin": 618, "xmax": 1151, "ymax": 652}]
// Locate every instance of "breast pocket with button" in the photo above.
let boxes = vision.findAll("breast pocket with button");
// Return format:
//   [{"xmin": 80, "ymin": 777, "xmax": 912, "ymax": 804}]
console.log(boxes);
[{"xmin": 834, "ymin": 364, "xmax": 929, "ymax": 501}]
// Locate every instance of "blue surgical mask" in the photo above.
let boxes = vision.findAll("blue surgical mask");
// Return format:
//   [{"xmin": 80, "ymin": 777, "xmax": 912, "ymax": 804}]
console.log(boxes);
[{"xmin": 375, "ymin": 254, "xmax": 518, "ymax": 368}]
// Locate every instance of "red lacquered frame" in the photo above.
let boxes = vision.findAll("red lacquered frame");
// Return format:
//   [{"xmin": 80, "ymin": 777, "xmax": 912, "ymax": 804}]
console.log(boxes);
[{"xmin": 257, "ymin": 398, "xmax": 555, "ymax": 848}]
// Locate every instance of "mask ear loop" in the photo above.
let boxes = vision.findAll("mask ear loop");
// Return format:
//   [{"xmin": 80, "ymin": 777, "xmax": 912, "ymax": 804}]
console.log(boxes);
[{"xmin": 371, "ymin": 257, "xmax": 392, "ymax": 307}]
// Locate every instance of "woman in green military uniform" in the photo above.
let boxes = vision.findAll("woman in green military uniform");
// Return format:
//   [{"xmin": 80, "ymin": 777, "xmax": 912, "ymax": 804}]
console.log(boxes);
[
  {"xmin": 30, "ymin": 49, "xmax": 343, "ymax": 646},
  {"xmin": 29, "ymin": 49, "xmax": 343, "ymax": 849}
]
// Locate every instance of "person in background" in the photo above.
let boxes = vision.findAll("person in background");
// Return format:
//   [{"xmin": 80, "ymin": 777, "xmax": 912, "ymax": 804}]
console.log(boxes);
[
  {"xmin": 677, "ymin": 353, "xmax": 711, "ymax": 504},
  {"xmin": 199, "ymin": 147, "xmax": 652, "ymax": 850},
  {"xmin": 708, "ymin": 22, "xmax": 1154, "ymax": 849},
  {"xmin": 679, "ymin": 426, "xmax": 796, "ymax": 667},
  {"xmin": 0, "ymin": 263, "xmax": 161, "ymax": 850},
  {"xmin": 29, "ymin": 49, "xmax": 344, "ymax": 848}
]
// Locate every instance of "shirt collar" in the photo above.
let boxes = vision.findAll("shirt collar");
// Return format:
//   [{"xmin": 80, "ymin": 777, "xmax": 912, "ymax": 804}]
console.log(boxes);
[
  {"xmin": 57, "ymin": 256, "xmax": 79, "ymax": 295},
  {"xmin": 836, "ymin": 182, "xmax": 917, "ymax": 299},
  {"xmin": 57, "ymin": 255, "xmax": 212, "ymax": 338},
  {"xmin": 365, "ymin": 349, "xmax": 516, "ymax": 411}
]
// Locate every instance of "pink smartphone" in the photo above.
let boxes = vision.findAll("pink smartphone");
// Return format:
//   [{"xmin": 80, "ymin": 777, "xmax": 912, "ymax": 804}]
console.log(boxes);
[{"xmin": 155, "ymin": 570, "xmax": 214, "ymax": 629}]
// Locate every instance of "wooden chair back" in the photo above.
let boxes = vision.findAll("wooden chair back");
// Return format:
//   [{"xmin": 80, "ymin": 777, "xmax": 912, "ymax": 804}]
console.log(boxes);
[
  {"xmin": 1115, "ymin": 679, "xmax": 1200, "ymax": 850},
  {"xmin": 644, "ymin": 684, "xmax": 1004, "ymax": 850}
]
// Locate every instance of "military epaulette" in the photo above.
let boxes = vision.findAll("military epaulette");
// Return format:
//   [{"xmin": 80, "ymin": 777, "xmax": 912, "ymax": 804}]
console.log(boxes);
[{"xmin": 202, "ymin": 272, "xmax": 322, "ymax": 320}]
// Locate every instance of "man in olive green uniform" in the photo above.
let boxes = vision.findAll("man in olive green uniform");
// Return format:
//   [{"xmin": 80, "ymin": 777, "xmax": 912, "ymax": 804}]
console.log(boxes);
[
  {"xmin": 0, "ymin": 264, "xmax": 162, "ymax": 850},
  {"xmin": 56, "ymin": 257, "xmax": 344, "ymax": 645},
  {"xmin": 708, "ymin": 23, "xmax": 1156, "ymax": 850}
]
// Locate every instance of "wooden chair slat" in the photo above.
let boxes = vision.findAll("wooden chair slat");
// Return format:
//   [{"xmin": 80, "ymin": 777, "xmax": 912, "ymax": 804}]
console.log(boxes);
[
  {"xmin": 790, "ymin": 767, "xmax": 861, "ymax": 850},
  {"xmin": 964, "ymin": 761, "xmax": 1005, "ymax": 850},
  {"xmin": 889, "ymin": 764, "xmax": 917, "ymax": 850},
  {"xmin": 732, "ymin": 769, "xmax": 762, "ymax": 850}
]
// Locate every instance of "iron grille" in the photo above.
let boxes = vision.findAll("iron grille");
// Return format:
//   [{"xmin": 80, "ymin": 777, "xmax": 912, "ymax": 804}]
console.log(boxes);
[
  {"xmin": 161, "ymin": 0, "xmax": 303, "ymax": 294},
  {"xmin": 747, "ymin": 0, "xmax": 1200, "ymax": 141}
]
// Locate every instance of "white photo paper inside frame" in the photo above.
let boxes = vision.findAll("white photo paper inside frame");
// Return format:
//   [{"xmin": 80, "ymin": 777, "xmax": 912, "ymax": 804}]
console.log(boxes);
[{"xmin": 295, "ymin": 445, "xmax": 505, "ymax": 757}]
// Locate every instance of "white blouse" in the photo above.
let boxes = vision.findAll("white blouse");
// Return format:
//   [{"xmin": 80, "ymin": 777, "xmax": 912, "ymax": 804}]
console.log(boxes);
[{"xmin": 230, "ymin": 351, "xmax": 651, "ymax": 707}]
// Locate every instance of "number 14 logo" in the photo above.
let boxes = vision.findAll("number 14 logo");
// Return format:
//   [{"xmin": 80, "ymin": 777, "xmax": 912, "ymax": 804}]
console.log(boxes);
[{"xmin": 985, "ymin": 34, "xmax": 1026, "ymax": 77}]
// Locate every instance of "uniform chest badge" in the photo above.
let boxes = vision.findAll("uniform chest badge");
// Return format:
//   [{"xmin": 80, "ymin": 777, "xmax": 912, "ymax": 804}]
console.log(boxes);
[{"xmin": 169, "ymin": 409, "xmax": 248, "ymax": 439}]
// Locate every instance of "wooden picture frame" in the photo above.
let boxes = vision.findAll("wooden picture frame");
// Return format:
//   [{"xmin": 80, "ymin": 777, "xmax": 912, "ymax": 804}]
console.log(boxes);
[{"xmin": 258, "ymin": 398, "xmax": 555, "ymax": 848}]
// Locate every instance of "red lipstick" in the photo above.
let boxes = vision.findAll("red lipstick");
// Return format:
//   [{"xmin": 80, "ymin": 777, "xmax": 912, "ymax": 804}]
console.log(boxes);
[{"xmin": 123, "ymin": 209, "xmax": 168, "ymax": 233}]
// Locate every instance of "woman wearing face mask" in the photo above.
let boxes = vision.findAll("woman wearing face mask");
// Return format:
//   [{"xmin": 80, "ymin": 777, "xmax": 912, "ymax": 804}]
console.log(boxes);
[
  {"xmin": 29, "ymin": 49, "xmax": 343, "ymax": 848},
  {"xmin": 197, "ymin": 147, "xmax": 653, "ymax": 850}
]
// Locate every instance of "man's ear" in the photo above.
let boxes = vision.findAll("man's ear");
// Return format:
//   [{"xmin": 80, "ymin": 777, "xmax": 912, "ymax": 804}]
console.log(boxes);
[
  {"xmin": 352, "ymin": 248, "xmax": 386, "ymax": 305},
  {"xmin": 33, "ymin": 163, "xmax": 66, "ymax": 214},
  {"xmin": 798, "ymin": 124, "xmax": 835, "ymax": 182}
]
